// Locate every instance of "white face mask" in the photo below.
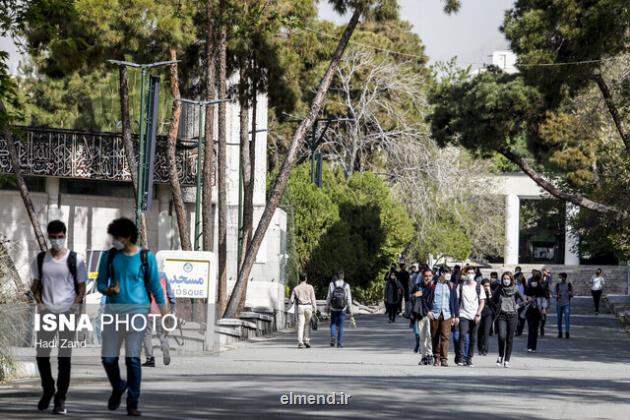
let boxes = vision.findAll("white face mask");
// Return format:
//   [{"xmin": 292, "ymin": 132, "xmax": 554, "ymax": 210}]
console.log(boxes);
[
  {"xmin": 112, "ymin": 239, "xmax": 125, "ymax": 251},
  {"xmin": 50, "ymin": 238, "xmax": 65, "ymax": 251},
  {"xmin": 444, "ymin": 273, "xmax": 452, "ymax": 281},
  {"xmin": 531, "ymin": 281, "xmax": 538, "ymax": 287},
  {"xmin": 467, "ymin": 274, "xmax": 475, "ymax": 281},
  {"xmin": 502, "ymin": 278, "xmax": 511, "ymax": 286}
]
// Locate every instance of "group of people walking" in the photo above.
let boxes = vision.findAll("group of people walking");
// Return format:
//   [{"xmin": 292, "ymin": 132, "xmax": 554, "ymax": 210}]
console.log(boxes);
[
  {"xmin": 31, "ymin": 218, "xmax": 172, "ymax": 416},
  {"xmin": 385, "ymin": 263, "xmax": 606, "ymax": 368}
]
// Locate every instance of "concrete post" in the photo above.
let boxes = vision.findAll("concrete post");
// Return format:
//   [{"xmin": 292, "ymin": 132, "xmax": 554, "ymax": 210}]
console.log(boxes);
[
  {"xmin": 504, "ymin": 194, "xmax": 520, "ymax": 265},
  {"xmin": 564, "ymin": 202, "xmax": 580, "ymax": 265},
  {"xmin": 45, "ymin": 177, "xmax": 61, "ymax": 221}
]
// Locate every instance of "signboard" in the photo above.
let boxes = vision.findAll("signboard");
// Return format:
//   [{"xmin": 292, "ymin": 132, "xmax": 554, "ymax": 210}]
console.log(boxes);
[{"xmin": 156, "ymin": 251, "xmax": 217, "ymax": 300}]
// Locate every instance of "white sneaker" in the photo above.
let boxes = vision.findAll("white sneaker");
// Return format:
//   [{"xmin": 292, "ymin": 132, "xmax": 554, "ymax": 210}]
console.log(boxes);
[
  {"xmin": 496, "ymin": 357, "xmax": 503, "ymax": 366},
  {"xmin": 504, "ymin": 361, "xmax": 511, "ymax": 368},
  {"xmin": 527, "ymin": 348, "xmax": 533, "ymax": 352}
]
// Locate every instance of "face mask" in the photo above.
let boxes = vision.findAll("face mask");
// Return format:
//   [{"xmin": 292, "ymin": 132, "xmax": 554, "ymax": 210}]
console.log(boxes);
[
  {"xmin": 502, "ymin": 279, "xmax": 510, "ymax": 286},
  {"xmin": 50, "ymin": 238, "xmax": 65, "ymax": 251},
  {"xmin": 112, "ymin": 239, "xmax": 125, "ymax": 251},
  {"xmin": 444, "ymin": 273, "xmax": 452, "ymax": 281},
  {"xmin": 467, "ymin": 274, "xmax": 475, "ymax": 281},
  {"xmin": 531, "ymin": 282, "xmax": 538, "ymax": 287}
]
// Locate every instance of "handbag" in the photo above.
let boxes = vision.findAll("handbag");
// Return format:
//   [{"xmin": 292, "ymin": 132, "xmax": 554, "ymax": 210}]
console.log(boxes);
[{"xmin": 310, "ymin": 311, "xmax": 319, "ymax": 331}]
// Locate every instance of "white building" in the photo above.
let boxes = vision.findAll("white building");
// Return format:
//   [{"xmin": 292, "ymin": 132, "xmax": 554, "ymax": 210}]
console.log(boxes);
[{"xmin": 0, "ymin": 93, "xmax": 288, "ymax": 312}]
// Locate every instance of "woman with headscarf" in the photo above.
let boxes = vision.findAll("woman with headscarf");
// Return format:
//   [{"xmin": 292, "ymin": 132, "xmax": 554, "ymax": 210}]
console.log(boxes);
[
  {"xmin": 491, "ymin": 271, "xmax": 525, "ymax": 368},
  {"xmin": 384, "ymin": 271, "xmax": 403, "ymax": 323},
  {"xmin": 525, "ymin": 270, "xmax": 548, "ymax": 353}
]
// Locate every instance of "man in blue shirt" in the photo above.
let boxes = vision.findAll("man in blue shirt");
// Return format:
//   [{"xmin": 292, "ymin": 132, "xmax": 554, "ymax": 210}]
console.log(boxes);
[
  {"xmin": 97, "ymin": 218, "xmax": 167, "ymax": 417},
  {"xmin": 426, "ymin": 266, "xmax": 459, "ymax": 367}
]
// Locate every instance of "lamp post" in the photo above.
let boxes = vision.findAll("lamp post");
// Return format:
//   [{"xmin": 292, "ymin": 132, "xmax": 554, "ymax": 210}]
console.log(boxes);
[
  {"xmin": 181, "ymin": 98, "xmax": 230, "ymax": 251},
  {"xmin": 282, "ymin": 113, "xmax": 354, "ymax": 186},
  {"xmin": 107, "ymin": 59, "xmax": 179, "ymax": 233}
]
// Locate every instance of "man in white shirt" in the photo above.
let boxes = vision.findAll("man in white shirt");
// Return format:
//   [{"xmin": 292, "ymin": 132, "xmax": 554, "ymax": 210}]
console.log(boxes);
[
  {"xmin": 457, "ymin": 267, "xmax": 485, "ymax": 367},
  {"xmin": 31, "ymin": 220, "xmax": 87, "ymax": 415},
  {"xmin": 590, "ymin": 268, "xmax": 605, "ymax": 315}
]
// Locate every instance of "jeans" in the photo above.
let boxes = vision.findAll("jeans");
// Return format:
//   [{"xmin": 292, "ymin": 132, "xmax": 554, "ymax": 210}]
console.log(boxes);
[
  {"xmin": 35, "ymin": 312, "xmax": 76, "ymax": 403},
  {"xmin": 101, "ymin": 313, "xmax": 147, "ymax": 408},
  {"xmin": 497, "ymin": 312, "xmax": 517, "ymax": 362},
  {"xmin": 526, "ymin": 308, "xmax": 542, "ymax": 351},
  {"xmin": 592, "ymin": 290, "xmax": 602, "ymax": 312},
  {"xmin": 557, "ymin": 304, "xmax": 571, "ymax": 334},
  {"xmin": 330, "ymin": 311, "xmax": 346, "ymax": 345},
  {"xmin": 458, "ymin": 318, "xmax": 478, "ymax": 362},
  {"xmin": 478, "ymin": 313, "xmax": 493, "ymax": 354},
  {"xmin": 452, "ymin": 326, "xmax": 461, "ymax": 362},
  {"xmin": 297, "ymin": 305, "xmax": 313, "ymax": 344}
]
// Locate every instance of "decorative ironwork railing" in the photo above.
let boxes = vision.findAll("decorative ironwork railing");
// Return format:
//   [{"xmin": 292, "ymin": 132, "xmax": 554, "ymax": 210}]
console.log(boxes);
[{"xmin": 0, "ymin": 126, "xmax": 203, "ymax": 186}]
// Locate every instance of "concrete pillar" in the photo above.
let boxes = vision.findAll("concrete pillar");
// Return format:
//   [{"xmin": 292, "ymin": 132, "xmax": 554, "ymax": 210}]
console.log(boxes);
[
  {"xmin": 504, "ymin": 194, "xmax": 520, "ymax": 265},
  {"xmin": 45, "ymin": 177, "xmax": 61, "ymax": 221},
  {"xmin": 157, "ymin": 184, "xmax": 172, "ymax": 250},
  {"xmin": 564, "ymin": 202, "xmax": 580, "ymax": 265}
]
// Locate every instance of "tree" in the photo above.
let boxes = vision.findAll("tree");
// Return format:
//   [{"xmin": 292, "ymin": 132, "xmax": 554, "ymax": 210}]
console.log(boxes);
[{"xmin": 202, "ymin": 0, "xmax": 216, "ymax": 252}]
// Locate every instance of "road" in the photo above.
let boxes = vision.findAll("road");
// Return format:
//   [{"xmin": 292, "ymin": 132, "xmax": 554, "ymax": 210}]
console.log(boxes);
[{"xmin": 2, "ymin": 298, "xmax": 630, "ymax": 419}]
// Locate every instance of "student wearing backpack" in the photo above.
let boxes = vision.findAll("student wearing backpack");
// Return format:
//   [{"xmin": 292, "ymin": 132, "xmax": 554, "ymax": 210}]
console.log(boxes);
[
  {"xmin": 325, "ymin": 271, "xmax": 353, "ymax": 348},
  {"xmin": 31, "ymin": 220, "xmax": 88, "ymax": 415},
  {"xmin": 457, "ymin": 268, "xmax": 486, "ymax": 367},
  {"xmin": 97, "ymin": 218, "xmax": 167, "ymax": 417},
  {"xmin": 525, "ymin": 270, "xmax": 548, "ymax": 353},
  {"xmin": 425, "ymin": 266, "xmax": 459, "ymax": 367},
  {"xmin": 556, "ymin": 272, "xmax": 574, "ymax": 339}
]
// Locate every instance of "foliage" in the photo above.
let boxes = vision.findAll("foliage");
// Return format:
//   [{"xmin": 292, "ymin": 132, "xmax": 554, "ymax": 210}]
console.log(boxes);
[{"xmin": 285, "ymin": 163, "xmax": 412, "ymax": 297}]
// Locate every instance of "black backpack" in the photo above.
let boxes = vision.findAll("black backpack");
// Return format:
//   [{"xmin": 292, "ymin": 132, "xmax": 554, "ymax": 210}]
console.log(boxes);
[
  {"xmin": 106, "ymin": 248, "xmax": 151, "ymax": 296},
  {"xmin": 37, "ymin": 250, "xmax": 80, "ymax": 296},
  {"xmin": 330, "ymin": 281, "xmax": 347, "ymax": 311}
]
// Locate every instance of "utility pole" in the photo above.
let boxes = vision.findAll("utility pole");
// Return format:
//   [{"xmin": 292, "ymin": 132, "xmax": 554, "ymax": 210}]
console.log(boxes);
[
  {"xmin": 107, "ymin": 59, "xmax": 179, "ymax": 233},
  {"xmin": 181, "ymin": 98, "xmax": 230, "ymax": 251}
]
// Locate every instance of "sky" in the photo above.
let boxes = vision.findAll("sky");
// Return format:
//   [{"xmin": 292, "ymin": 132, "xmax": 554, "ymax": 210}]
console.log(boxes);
[
  {"xmin": 319, "ymin": 0, "xmax": 515, "ymax": 69},
  {"xmin": 1, "ymin": 0, "xmax": 515, "ymax": 75}
]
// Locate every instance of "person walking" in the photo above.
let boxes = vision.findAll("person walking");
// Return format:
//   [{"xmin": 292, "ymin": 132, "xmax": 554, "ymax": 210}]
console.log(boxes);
[
  {"xmin": 590, "ymin": 269, "xmax": 605, "ymax": 315},
  {"xmin": 515, "ymin": 275, "xmax": 527, "ymax": 336},
  {"xmin": 457, "ymin": 267, "xmax": 485, "ymax": 367},
  {"xmin": 451, "ymin": 265, "xmax": 470, "ymax": 365},
  {"xmin": 426, "ymin": 266, "xmax": 459, "ymax": 367},
  {"xmin": 539, "ymin": 268, "xmax": 552, "ymax": 337},
  {"xmin": 326, "ymin": 271, "xmax": 353, "ymax": 348},
  {"xmin": 142, "ymin": 272, "xmax": 176, "ymax": 367},
  {"xmin": 97, "ymin": 217, "xmax": 168, "ymax": 417},
  {"xmin": 412, "ymin": 268, "xmax": 434, "ymax": 365},
  {"xmin": 491, "ymin": 272, "xmax": 524, "ymax": 368},
  {"xmin": 555, "ymin": 272, "xmax": 574, "ymax": 339},
  {"xmin": 396, "ymin": 262, "xmax": 410, "ymax": 314},
  {"xmin": 290, "ymin": 272, "xmax": 318, "ymax": 349},
  {"xmin": 31, "ymin": 220, "xmax": 88, "ymax": 415},
  {"xmin": 477, "ymin": 279, "xmax": 494, "ymax": 356},
  {"xmin": 525, "ymin": 270, "xmax": 548, "ymax": 353},
  {"xmin": 384, "ymin": 271, "xmax": 403, "ymax": 323}
]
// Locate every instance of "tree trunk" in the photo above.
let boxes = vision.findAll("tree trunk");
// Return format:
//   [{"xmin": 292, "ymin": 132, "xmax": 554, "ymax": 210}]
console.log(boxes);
[
  {"xmin": 118, "ymin": 66, "xmax": 148, "ymax": 247},
  {"xmin": 216, "ymin": 10, "xmax": 228, "ymax": 316},
  {"xmin": 0, "ymin": 101, "xmax": 47, "ymax": 251},
  {"xmin": 202, "ymin": 0, "xmax": 216, "ymax": 252},
  {"xmin": 593, "ymin": 73, "xmax": 630, "ymax": 152},
  {"xmin": 166, "ymin": 48, "xmax": 192, "ymax": 251},
  {"xmin": 498, "ymin": 147, "xmax": 624, "ymax": 216},
  {"xmin": 223, "ymin": 8, "xmax": 363, "ymax": 319}
]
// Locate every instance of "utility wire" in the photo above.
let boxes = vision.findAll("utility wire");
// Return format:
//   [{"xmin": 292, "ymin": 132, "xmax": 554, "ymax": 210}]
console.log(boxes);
[{"xmin": 298, "ymin": 26, "xmax": 629, "ymax": 68}]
